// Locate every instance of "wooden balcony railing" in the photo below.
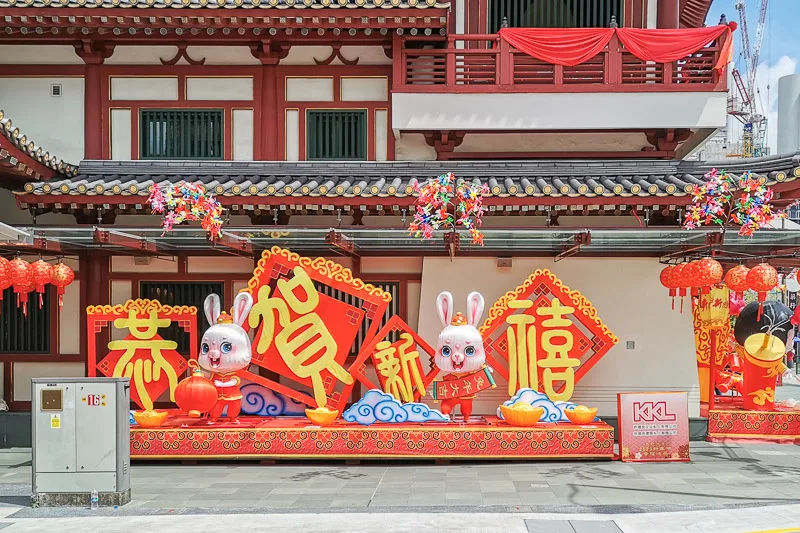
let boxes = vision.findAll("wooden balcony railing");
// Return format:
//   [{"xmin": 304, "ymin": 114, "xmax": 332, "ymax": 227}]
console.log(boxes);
[{"xmin": 394, "ymin": 32, "xmax": 729, "ymax": 93}]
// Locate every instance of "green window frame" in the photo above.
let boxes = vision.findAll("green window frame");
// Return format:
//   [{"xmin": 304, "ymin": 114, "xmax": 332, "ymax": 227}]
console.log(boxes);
[
  {"xmin": 306, "ymin": 110, "xmax": 368, "ymax": 161},
  {"xmin": 140, "ymin": 109, "xmax": 224, "ymax": 160},
  {"xmin": 488, "ymin": 0, "xmax": 623, "ymax": 33}
]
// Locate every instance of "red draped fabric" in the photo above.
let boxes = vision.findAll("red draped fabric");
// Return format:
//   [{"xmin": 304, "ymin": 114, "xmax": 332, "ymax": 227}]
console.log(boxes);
[
  {"xmin": 499, "ymin": 25, "xmax": 734, "ymax": 71},
  {"xmin": 498, "ymin": 28, "xmax": 614, "ymax": 67},
  {"xmin": 616, "ymin": 26, "xmax": 734, "ymax": 71}
]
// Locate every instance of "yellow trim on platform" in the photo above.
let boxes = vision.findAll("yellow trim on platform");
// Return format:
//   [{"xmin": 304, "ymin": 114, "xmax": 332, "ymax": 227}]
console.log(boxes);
[
  {"xmin": 130, "ymin": 426, "xmax": 614, "ymax": 434},
  {"xmin": 131, "ymin": 453, "xmax": 615, "ymax": 460},
  {"xmin": 708, "ymin": 432, "xmax": 800, "ymax": 439}
]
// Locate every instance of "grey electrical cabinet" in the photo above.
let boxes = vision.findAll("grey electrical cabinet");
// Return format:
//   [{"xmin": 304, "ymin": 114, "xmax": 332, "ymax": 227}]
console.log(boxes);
[{"xmin": 32, "ymin": 377, "xmax": 131, "ymax": 507}]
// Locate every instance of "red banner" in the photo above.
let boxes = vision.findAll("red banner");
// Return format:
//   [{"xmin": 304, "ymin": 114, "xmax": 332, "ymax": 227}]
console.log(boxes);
[{"xmin": 499, "ymin": 24, "xmax": 734, "ymax": 71}]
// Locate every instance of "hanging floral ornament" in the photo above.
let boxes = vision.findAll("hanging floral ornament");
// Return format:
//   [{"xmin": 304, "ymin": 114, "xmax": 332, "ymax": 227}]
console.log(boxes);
[
  {"xmin": 696, "ymin": 257, "xmax": 723, "ymax": 294},
  {"xmin": 746, "ymin": 263, "xmax": 778, "ymax": 318},
  {"xmin": 408, "ymin": 172, "xmax": 489, "ymax": 246},
  {"xmin": 659, "ymin": 265, "xmax": 679, "ymax": 310},
  {"xmin": 0, "ymin": 257, "xmax": 10, "ymax": 307},
  {"xmin": 50, "ymin": 263, "xmax": 75, "ymax": 309},
  {"xmin": 724, "ymin": 265, "xmax": 750, "ymax": 298},
  {"xmin": 147, "ymin": 182, "xmax": 225, "ymax": 241},
  {"xmin": 30, "ymin": 259, "xmax": 53, "ymax": 309},
  {"xmin": 9, "ymin": 259, "xmax": 33, "ymax": 316}
]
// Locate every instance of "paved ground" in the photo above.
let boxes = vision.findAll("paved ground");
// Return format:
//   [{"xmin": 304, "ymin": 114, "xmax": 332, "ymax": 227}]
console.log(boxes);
[{"xmin": 0, "ymin": 441, "xmax": 799, "ymax": 514}]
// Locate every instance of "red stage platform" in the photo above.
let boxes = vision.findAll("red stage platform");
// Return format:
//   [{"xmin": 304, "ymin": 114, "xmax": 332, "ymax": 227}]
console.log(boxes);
[
  {"xmin": 707, "ymin": 408, "xmax": 800, "ymax": 443},
  {"xmin": 130, "ymin": 416, "xmax": 615, "ymax": 460}
]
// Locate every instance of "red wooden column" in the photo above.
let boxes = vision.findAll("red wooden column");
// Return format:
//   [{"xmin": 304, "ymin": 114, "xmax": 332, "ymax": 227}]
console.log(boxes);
[
  {"xmin": 656, "ymin": 0, "xmax": 680, "ymax": 29},
  {"xmin": 74, "ymin": 41, "xmax": 114, "ymax": 160},
  {"xmin": 251, "ymin": 40, "xmax": 289, "ymax": 161}
]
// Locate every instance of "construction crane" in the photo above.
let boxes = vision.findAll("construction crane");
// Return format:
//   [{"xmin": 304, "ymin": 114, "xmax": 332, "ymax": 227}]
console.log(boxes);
[{"xmin": 727, "ymin": 0, "xmax": 769, "ymax": 158}]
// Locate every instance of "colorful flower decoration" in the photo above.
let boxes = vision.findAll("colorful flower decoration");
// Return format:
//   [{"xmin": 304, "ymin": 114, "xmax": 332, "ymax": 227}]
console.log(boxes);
[
  {"xmin": 147, "ymin": 182, "xmax": 224, "ymax": 240},
  {"xmin": 684, "ymin": 169, "xmax": 787, "ymax": 236},
  {"xmin": 408, "ymin": 173, "xmax": 489, "ymax": 245}
]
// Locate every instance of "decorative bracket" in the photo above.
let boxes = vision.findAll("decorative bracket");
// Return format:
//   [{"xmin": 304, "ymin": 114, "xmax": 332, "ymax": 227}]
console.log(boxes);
[
  {"xmin": 444, "ymin": 230, "xmax": 460, "ymax": 260},
  {"xmin": 250, "ymin": 40, "xmax": 291, "ymax": 65},
  {"xmin": 93, "ymin": 228, "xmax": 158, "ymax": 254},
  {"xmin": 160, "ymin": 43, "xmax": 205, "ymax": 66},
  {"xmin": 325, "ymin": 229, "xmax": 357, "ymax": 257},
  {"xmin": 314, "ymin": 42, "xmax": 359, "ymax": 66},
  {"xmin": 644, "ymin": 128, "xmax": 692, "ymax": 152},
  {"xmin": 424, "ymin": 131, "xmax": 465, "ymax": 160},
  {"xmin": 73, "ymin": 40, "xmax": 115, "ymax": 64},
  {"xmin": 555, "ymin": 231, "xmax": 591, "ymax": 262}
]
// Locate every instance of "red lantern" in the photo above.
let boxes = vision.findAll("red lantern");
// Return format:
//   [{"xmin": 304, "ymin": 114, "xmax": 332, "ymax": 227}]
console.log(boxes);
[
  {"xmin": 174, "ymin": 367, "xmax": 218, "ymax": 418},
  {"xmin": 8, "ymin": 259, "xmax": 33, "ymax": 316},
  {"xmin": 0, "ymin": 257, "xmax": 10, "ymax": 306},
  {"xmin": 31, "ymin": 260, "xmax": 53, "ymax": 309},
  {"xmin": 50, "ymin": 263, "xmax": 75, "ymax": 308},
  {"xmin": 725, "ymin": 265, "xmax": 750, "ymax": 298},
  {"xmin": 683, "ymin": 261, "xmax": 702, "ymax": 297},
  {"xmin": 747, "ymin": 263, "xmax": 778, "ymax": 318},
  {"xmin": 696, "ymin": 258, "xmax": 723, "ymax": 294},
  {"xmin": 671, "ymin": 263, "xmax": 689, "ymax": 312},
  {"xmin": 659, "ymin": 265, "xmax": 678, "ymax": 309}
]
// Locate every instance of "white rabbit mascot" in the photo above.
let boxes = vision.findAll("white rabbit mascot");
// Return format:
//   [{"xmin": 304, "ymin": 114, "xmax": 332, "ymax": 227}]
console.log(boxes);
[
  {"xmin": 431, "ymin": 291, "xmax": 495, "ymax": 421},
  {"xmin": 199, "ymin": 292, "xmax": 253, "ymax": 423}
]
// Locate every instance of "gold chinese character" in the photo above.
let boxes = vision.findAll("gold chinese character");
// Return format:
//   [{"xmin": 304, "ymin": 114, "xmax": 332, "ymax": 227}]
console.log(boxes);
[
  {"xmin": 374, "ymin": 333, "xmax": 426, "ymax": 403},
  {"xmin": 107, "ymin": 310, "xmax": 179, "ymax": 410},
  {"xmin": 537, "ymin": 299, "xmax": 580, "ymax": 402},
  {"xmin": 249, "ymin": 266, "xmax": 353, "ymax": 407},
  {"xmin": 505, "ymin": 300, "xmax": 538, "ymax": 396}
]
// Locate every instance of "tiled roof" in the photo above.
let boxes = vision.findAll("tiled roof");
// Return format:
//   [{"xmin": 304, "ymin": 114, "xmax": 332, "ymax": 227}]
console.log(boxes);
[
  {"xmin": 0, "ymin": 0, "xmax": 447, "ymax": 9},
  {"xmin": 0, "ymin": 109, "xmax": 78, "ymax": 179},
  {"xmin": 18, "ymin": 156, "xmax": 800, "ymax": 200}
]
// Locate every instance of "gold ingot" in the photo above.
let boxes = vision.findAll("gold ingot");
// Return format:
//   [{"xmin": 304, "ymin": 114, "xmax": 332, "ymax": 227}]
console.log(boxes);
[
  {"xmin": 305, "ymin": 407, "xmax": 339, "ymax": 426},
  {"xmin": 564, "ymin": 405, "xmax": 597, "ymax": 424},
  {"xmin": 500, "ymin": 404, "xmax": 544, "ymax": 426}
]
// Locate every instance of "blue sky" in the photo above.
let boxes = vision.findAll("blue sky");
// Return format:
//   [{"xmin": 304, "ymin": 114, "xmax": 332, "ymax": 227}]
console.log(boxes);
[{"xmin": 706, "ymin": 0, "xmax": 799, "ymax": 152}]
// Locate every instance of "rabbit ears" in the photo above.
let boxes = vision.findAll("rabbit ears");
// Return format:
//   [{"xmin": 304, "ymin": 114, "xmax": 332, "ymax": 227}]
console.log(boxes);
[
  {"xmin": 436, "ymin": 291, "xmax": 485, "ymax": 328},
  {"xmin": 203, "ymin": 292, "xmax": 253, "ymax": 328}
]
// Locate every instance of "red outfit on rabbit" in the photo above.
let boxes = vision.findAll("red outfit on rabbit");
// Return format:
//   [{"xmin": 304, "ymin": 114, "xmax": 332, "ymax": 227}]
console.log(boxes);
[
  {"xmin": 433, "ymin": 291, "xmax": 490, "ymax": 422},
  {"xmin": 199, "ymin": 292, "xmax": 254, "ymax": 423}
]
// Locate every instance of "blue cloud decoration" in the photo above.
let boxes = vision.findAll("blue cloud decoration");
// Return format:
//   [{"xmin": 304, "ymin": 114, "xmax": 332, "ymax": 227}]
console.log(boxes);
[
  {"xmin": 129, "ymin": 411, "xmax": 137, "ymax": 425},
  {"xmin": 240, "ymin": 383, "xmax": 307, "ymax": 416},
  {"xmin": 497, "ymin": 388, "xmax": 597, "ymax": 422},
  {"xmin": 342, "ymin": 389, "xmax": 449, "ymax": 426}
]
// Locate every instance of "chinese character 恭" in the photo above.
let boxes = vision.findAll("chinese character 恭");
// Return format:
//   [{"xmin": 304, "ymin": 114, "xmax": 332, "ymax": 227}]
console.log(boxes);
[
  {"xmin": 107, "ymin": 310, "xmax": 180, "ymax": 410},
  {"xmin": 505, "ymin": 299, "xmax": 538, "ymax": 396},
  {"xmin": 249, "ymin": 266, "xmax": 353, "ymax": 407},
  {"xmin": 537, "ymin": 298, "xmax": 580, "ymax": 402},
  {"xmin": 374, "ymin": 332, "xmax": 426, "ymax": 403}
]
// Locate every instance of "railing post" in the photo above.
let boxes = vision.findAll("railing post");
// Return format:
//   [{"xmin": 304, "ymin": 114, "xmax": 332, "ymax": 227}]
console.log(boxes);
[
  {"xmin": 606, "ymin": 32, "xmax": 621, "ymax": 86},
  {"xmin": 446, "ymin": 38, "xmax": 456, "ymax": 87},
  {"xmin": 498, "ymin": 36, "xmax": 511, "ymax": 86},
  {"xmin": 392, "ymin": 33, "xmax": 406, "ymax": 87}
]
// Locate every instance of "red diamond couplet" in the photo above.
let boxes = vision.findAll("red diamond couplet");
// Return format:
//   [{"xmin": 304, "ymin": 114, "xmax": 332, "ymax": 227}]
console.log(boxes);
[{"xmin": 479, "ymin": 269, "xmax": 619, "ymax": 402}]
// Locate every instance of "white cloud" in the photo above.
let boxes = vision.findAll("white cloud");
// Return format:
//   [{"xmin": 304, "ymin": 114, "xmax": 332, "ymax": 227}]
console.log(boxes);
[{"xmin": 728, "ymin": 55, "xmax": 797, "ymax": 154}]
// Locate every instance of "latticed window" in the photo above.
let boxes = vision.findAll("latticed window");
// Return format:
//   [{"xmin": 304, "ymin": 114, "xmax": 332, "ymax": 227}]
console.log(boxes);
[
  {"xmin": 0, "ymin": 286, "xmax": 51, "ymax": 354},
  {"xmin": 489, "ymin": 0, "xmax": 622, "ymax": 33},
  {"xmin": 306, "ymin": 110, "xmax": 367, "ymax": 160},
  {"xmin": 140, "ymin": 110, "xmax": 224, "ymax": 160},
  {"xmin": 139, "ymin": 282, "xmax": 224, "ymax": 354},
  {"xmin": 314, "ymin": 281, "xmax": 401, "ymax": 353}
]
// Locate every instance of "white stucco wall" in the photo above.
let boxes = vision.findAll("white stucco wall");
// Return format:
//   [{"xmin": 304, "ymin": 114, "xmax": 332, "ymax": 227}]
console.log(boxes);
[
  {"xmin": 392, "ymin": 92, "xmax": 728, "ymax": 131},
  {"xmin": 417, "ymin": 257, "xmax": 701, "ymax": 417},
  {"xmin": 0, "ymin": 77, "xmax": 85, "ymax": 163}
]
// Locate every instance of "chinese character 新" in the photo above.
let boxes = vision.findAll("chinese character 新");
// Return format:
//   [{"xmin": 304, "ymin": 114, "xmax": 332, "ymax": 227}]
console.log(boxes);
[
  {"xmin": 537, "ymin": 298, "xmax": 580, "ymax": 402},
  {"xmin": 107, "ymin": 310, "xmax": 179, "ymax": 410},
  {"xmin": 374, "ymin": 332, "xmax": 426, "ymax": 403},
  {"xmin": 249, "ymin": 266, "xmax": 353, "ymax": 407}
]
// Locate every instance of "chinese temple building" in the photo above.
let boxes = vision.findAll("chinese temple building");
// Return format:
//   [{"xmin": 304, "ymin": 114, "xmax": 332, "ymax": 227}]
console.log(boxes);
[{"xmin": 2, "ymin": 0, "xmax": 800, "ymax": 453}]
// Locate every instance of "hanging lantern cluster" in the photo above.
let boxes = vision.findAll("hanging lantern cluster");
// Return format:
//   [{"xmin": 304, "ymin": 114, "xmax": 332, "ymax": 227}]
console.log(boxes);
[
  {"xmin": 660, "ymin": 258, "xmax": 723, "ymax": 311},
  {"xmin": 746, "ymin": 263, "xmax": 778, "ymax": 319},
  {"xmin": 725, "ymin": 265, "xmax": 750, "ymax": 298},
  {"xmin": 0, "ymin": 257, "xmax": 74, "ymax": 316}
]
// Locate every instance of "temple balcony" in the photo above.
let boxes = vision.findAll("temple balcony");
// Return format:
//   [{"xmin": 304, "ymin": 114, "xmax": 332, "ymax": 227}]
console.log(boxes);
[{"xmin": 391, "ymin": 28, "xmax": 731, "ymax": 159}]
